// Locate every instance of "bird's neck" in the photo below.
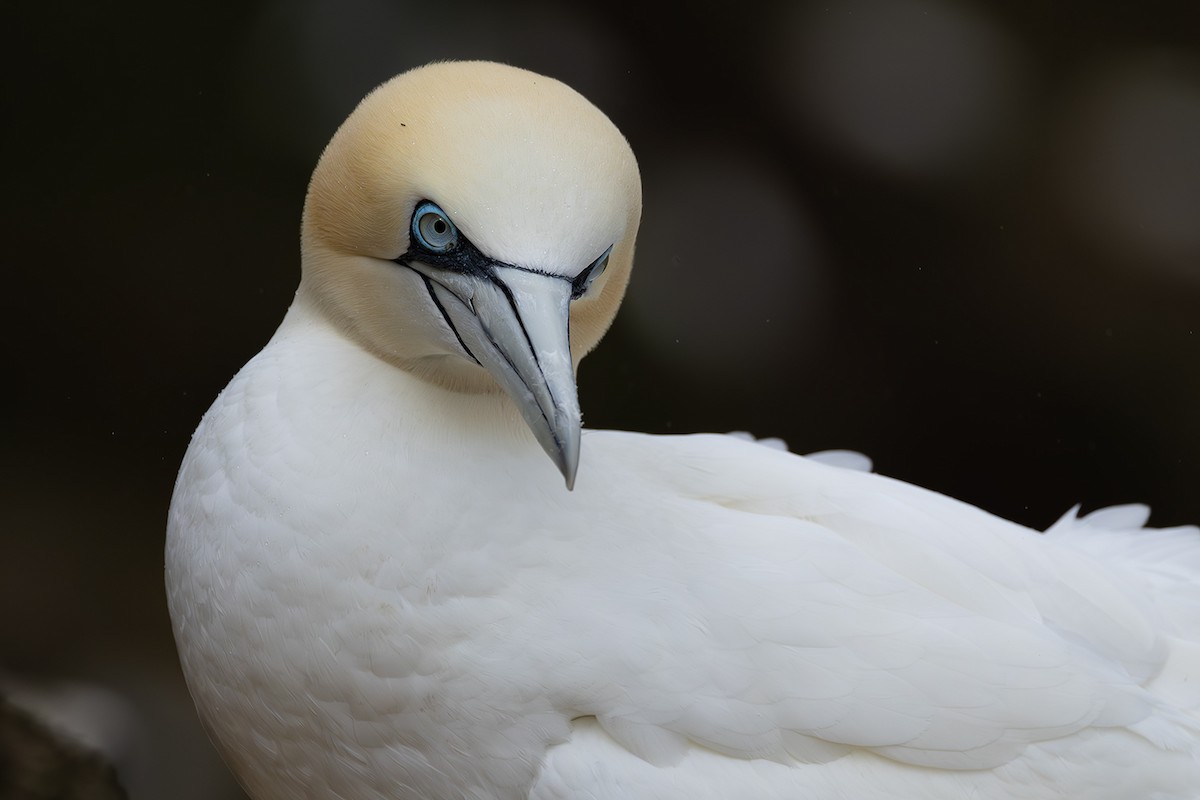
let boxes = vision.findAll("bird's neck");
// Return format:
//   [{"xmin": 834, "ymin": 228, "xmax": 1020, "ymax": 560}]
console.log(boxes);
[{"xmin": 260, "ymin": 297, "xmax": 560, "ymax": 486}]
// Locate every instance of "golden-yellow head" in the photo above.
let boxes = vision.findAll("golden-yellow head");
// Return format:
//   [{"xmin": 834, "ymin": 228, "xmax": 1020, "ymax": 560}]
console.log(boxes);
[{"xmin": 297, "ymin": 61, "xmax": 642, "ymax": 487}]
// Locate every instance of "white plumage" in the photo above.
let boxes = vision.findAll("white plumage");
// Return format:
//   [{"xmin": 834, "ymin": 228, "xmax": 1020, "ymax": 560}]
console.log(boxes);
[{"xmin": 166, "ymin": 61, "xmax": 1200, "ymax": 799}]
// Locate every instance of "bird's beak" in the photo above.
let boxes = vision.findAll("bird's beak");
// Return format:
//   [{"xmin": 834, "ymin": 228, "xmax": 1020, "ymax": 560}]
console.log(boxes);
[{"xmin": 411, "ymin": 263, "xmax": 581, "ymax": 489}]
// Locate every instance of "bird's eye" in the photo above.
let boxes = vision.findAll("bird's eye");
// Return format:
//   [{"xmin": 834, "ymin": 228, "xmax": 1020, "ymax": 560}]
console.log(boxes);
[
  {"xmin": 572, "ymin": 247, "xmax": 612, "ymax": 299},
  {"xmin": 412, "ymin": 201, "xmax": 459, "ymax": 252}
]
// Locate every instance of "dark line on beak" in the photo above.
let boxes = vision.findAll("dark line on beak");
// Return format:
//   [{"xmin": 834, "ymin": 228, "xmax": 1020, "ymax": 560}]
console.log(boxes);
[
  {"xmin": 421, "ymin": 275, "xmax": 481, "ymax": 367},
  {"xmin": 484, "ymin": 273, "xmax": 564, "ymax": 443},
  {"xmin": 489, "ymin": 273, "xmax": 558, "ymax": 414}
]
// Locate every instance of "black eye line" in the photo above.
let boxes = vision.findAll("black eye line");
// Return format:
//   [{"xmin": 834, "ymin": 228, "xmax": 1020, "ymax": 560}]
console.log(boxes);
[
  {"xmin": 570, "ymin": 248, "xmax": 612, "ymax": 299},
  {"xmin": 394, "ymin": 199, "xmax": 613, "ymax": 298}
]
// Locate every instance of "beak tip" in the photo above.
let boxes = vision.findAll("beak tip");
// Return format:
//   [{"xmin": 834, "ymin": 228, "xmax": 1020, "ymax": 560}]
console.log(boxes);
[{"xmin": 557, "ymin": 432, "xmax": 580, "ymax": 491}]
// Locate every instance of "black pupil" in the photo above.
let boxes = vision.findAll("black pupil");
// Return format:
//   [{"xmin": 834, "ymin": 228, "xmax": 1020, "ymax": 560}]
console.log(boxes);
[{"xmin": 432, "ymin": 218, "xmax": 447, "ymax": 235}]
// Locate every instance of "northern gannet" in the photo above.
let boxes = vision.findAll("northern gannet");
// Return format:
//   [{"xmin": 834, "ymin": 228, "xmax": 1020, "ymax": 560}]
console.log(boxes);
[{"xmin": 166, "ymin": 61, "xmax": 1200, "ymax": 799}]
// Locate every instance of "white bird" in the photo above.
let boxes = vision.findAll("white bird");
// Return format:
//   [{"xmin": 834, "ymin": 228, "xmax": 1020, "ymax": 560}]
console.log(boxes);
[{"xmin": 166, "ymin": 61, "xmax": 1200, "ymax": 799}]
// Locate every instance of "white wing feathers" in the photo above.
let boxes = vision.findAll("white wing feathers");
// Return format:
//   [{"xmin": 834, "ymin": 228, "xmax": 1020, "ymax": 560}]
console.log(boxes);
[
  {"xmin": 1044, "ymin": 504, "xmax": 1200, "ymax": 718},
  {"xmin": 1046, "ymin": 504, "xmax": 1200, "ymax": 640},
  {"xmin": 803, "ymin": 449, "xmax": 874, "ymax": 473},
  {"xmin": 722, "ymin": 431, "xmax": 875, "ymax": 473},
  {"xmin": 563, "ymin": 432, "xmax": 1199, "ymax": 771}
]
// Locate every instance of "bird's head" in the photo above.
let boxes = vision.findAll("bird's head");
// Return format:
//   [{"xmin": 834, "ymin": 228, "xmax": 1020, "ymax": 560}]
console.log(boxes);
[{"xmin": 299, "ymin": 61, "xmax": 642, "ymax": 489}]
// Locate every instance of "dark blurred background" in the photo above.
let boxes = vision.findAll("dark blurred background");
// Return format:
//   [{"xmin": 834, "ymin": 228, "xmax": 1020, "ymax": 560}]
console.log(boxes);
[{"xmin": 4, "ymin": 1, "xmax": 1199, "ymax": 797}]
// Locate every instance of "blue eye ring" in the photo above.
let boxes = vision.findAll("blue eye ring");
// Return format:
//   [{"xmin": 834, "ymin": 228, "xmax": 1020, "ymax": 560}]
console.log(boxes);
[{"xmin": 412, "ymin": 201, "xmax": 459, "ymax": 252}]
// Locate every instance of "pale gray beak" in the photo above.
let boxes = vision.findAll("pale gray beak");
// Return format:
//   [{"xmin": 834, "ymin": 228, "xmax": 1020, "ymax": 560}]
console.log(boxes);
[{"xmin": 411, "ymin": 263, "xmax": 581, "ymax": 489}]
